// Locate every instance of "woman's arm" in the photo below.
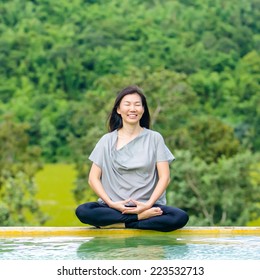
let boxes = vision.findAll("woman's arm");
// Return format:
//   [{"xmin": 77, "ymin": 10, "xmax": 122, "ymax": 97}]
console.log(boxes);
[
  {"xmin": 88, "ymin": 163, "xmax": 129, "ymax": 212},
  {"xmin": 146, "ymin": 161, "xmax": 171, "ymax": 207},
  {"xmin": 88, "ymin": 163, "xmax": 112, "ymax": 205}
]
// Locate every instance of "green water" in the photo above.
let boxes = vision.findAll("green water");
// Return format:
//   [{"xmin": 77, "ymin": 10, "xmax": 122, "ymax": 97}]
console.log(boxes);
[{"xmin": 0, "ymin": 235, "xmax": 260, "ymax": 260}]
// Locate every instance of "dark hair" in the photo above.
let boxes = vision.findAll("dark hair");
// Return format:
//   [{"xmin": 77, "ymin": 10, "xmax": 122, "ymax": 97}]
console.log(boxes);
[{"xmin": 108, "ymin": 85, "xmax": 150, "ymax": 132}]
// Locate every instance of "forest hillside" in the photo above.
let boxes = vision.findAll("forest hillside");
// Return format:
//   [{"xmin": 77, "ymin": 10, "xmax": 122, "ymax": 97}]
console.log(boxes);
[{"xmin": 0, "ymin": 0, "xmax": 259, "ymax": 226}]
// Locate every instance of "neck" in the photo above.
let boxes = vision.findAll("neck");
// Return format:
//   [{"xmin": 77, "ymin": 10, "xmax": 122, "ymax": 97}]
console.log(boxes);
[{"xmin": 119, "ymin": 124, "xmax": 143, "ymax": 137}]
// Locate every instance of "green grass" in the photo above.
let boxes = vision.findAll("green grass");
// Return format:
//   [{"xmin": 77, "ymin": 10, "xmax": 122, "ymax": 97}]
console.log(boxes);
[
  {"xmin": 35, "ymin": 163, "xmax": 82, "ymax": 226},
  {"xmin": 248, "ymin": 218, "xmax": 260, "ymax": 226}
]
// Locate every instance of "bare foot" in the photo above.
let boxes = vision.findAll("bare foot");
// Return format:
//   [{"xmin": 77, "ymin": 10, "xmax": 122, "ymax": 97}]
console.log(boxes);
[{"xmin": 138, "ymin": 207, "xmax": 163, "ymax": 220}]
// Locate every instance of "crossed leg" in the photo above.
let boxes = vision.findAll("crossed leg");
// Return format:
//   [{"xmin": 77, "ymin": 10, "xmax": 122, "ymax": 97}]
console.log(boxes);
[{"xmin": 75, "ymin": 202, "xmax": 189, "ymax": 232}]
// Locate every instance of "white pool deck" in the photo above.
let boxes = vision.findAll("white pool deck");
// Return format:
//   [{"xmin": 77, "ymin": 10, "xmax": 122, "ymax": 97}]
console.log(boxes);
[{"xmin": 0, "ymin": 226, "xmax": 260, "ymax": 237}]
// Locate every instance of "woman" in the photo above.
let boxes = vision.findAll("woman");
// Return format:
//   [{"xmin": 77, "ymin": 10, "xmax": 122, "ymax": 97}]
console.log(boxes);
[{"xmin": 75, "ymin": 85, "xmax": 189, "ymax": 232}]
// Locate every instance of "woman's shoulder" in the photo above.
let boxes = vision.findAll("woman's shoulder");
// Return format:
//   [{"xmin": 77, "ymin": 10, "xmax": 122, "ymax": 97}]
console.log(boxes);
[
  {"xmin": 144, "ymin": 128, "xmax": 164, "ymax": 140},
  {"xmin": 97, "ymin": 130, "xmax": 116, "ymax": 143}
]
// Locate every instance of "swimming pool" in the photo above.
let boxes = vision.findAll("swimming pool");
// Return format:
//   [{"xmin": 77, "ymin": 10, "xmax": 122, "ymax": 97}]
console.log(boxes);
[{"xmin": 1, "ymin": 227, "xmax": 260, "ymax": 260}]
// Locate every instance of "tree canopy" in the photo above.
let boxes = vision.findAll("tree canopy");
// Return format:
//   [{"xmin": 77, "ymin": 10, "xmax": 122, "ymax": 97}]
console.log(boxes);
[{"xmin": 0, "ymin": 0, "xmax": 259, "ymax": 226}]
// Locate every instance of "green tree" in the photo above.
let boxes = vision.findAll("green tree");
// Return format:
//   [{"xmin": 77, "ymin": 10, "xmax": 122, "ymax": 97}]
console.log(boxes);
[
  {"xmin": 184, "ymin": 116, "xmax": 240, "ymax": 163},
  {"xmin": 169, "ymin": 150, "xmax": 260, "ymax": 226},
  {"xmin": 0, "ymin": 115, "xmax": 47, "ymax": 225}
]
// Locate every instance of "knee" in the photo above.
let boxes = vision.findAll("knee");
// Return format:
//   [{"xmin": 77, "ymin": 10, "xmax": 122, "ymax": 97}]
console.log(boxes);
[
  {"xmin": 75, "ymin": 203, "xmax": 93, "ymax": 223},
  {"xmin": 177, "ymin": 210, "xmax": 189, "ymax": 228},
  {"xmin": 75, "ymin": 204, "xmax": 85, "ymax": 221},
  {"xmin": 166, "ymin": 209, "xmax": 189, "ymax": 232}
]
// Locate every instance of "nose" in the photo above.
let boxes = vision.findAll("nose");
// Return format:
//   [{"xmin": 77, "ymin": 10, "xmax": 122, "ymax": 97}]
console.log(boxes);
[{"xmin": 129, "ymin": 104, "xmax": 136, "ymax": 111}]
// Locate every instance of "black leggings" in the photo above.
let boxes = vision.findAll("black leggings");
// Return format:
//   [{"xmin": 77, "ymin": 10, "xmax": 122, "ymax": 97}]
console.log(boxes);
[{"xmin": 75, "ymin": 202, "xmax": 189, "ymax": 232}]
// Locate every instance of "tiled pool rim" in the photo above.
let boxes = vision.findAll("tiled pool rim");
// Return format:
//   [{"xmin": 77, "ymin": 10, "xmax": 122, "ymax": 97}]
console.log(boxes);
[{"xmin": 1, "ymin": 226, "xmax": 260, "ymax": 237}]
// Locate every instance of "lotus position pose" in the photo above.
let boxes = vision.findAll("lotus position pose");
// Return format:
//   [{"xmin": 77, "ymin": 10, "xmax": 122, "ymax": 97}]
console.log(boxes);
[{"xmin": 75, "ymin": 85, "xmax": 189, "ymax": 232}]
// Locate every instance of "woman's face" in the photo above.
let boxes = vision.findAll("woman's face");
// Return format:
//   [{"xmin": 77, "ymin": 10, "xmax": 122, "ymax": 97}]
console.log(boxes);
[{"xmin": 117, "ymin": 93, "xmax": 144, "ymax": 126}]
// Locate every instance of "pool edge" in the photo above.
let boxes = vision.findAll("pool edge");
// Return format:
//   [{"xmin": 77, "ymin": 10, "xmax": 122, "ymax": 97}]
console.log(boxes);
[{"xmin": 1, "ymin": 226, "xmax": 260, "ymax": 237}]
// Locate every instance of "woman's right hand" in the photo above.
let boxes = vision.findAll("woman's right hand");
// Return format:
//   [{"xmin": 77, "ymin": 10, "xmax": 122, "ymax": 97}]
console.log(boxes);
[{"xmin": 108, "ymin": 200, "xmax": 131, "ymax": 212}]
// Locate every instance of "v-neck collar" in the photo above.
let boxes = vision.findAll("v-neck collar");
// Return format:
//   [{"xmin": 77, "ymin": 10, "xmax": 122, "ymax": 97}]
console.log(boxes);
[{"xmin": 115, "ymin": 127, "xmax": 146, "ymax": 151}]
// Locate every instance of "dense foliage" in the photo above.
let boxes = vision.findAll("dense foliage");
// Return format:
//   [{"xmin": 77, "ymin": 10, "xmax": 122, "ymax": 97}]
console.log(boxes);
[
  {"xmin": 0, "ymin": 0, "xmax": 259, "ymax": 225},
  {"xmin": 0, "ymin": 115, "xmax": 47, "ymax": 225}
]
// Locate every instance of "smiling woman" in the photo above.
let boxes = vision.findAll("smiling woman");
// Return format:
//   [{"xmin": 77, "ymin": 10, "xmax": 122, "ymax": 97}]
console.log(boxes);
[
  {"xmin": 116, "ymin": 94, "xmax": 144, "ymax": 149},
  {"xmin": 75, "ymin": 85, "xmax": 189, "ymax": 232},
  {"xmin": 117, "ymin": 93, "xmax": 144, "ymax": 124}
]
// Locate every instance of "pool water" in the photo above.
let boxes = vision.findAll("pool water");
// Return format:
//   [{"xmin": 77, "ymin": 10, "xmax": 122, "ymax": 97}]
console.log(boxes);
[{"xmin": 0, "ymin": 235, "xmax": 260, "ymax": 260}]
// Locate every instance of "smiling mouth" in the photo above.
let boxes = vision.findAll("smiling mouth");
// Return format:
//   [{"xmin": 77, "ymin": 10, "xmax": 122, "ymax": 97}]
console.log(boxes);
[{"xmin": 127, "ymin": 114, "xmax": 138, "ymax": 118}]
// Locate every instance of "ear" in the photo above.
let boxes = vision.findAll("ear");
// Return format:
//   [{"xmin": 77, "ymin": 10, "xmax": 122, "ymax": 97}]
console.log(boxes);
[{"xmin": 116, "ymin": 107, "xmax": 121, "ymax": 115}]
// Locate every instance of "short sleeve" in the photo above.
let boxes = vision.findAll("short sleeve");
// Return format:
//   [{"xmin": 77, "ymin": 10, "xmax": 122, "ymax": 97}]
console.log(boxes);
[
  {"xmin": 155, "ymin": 133, "xmax": 175, "ymax": 164},
  {"xmin": 88, "ymin": 135, "xmax": 106, "ymax": 168}
]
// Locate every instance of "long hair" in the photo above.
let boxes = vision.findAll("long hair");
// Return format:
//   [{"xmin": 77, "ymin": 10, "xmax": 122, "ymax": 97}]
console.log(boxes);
[{"xmin": 108, "ymin": 85, "xmax": 150, "ymax": 132}]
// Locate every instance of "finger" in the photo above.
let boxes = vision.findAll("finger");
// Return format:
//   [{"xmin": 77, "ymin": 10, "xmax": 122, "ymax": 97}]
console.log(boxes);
[{"xmin": 131, "ymin": 199, "xmax": 140, "ymax": 205}]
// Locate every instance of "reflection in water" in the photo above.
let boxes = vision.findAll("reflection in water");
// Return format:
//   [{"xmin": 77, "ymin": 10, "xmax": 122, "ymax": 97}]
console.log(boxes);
[
  {"xmin": 1, "ymin": 235, "xmax": 260, "ymax": 260},
  {"xmin": 77, "ymin": 235, "xmax": 190, "ymax": 260}
]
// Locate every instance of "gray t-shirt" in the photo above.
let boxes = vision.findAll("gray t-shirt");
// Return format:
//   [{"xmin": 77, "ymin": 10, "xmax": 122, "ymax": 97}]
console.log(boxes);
[{"xmin": 89, "ymin": 128, "xmax": 175, "ymax": 205}]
